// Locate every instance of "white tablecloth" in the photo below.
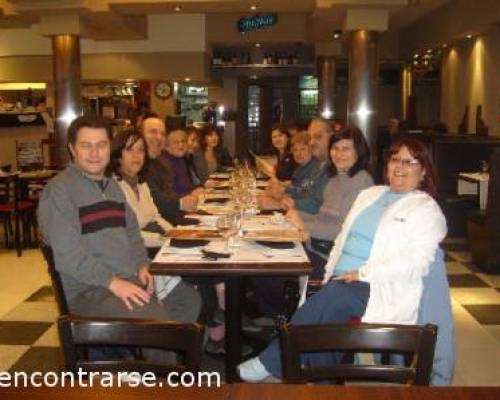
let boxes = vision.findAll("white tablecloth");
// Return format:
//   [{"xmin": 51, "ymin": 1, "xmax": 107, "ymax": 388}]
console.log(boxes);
[{"xmin": 457, "ymin": 172, "xmax": 490, "ymax": 210}]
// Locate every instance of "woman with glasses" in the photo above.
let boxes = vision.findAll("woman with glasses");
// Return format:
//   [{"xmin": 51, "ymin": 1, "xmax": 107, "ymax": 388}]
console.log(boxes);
[{"xmin": 239, "ymin": 137, "xmax": 447, "ymax": 382}]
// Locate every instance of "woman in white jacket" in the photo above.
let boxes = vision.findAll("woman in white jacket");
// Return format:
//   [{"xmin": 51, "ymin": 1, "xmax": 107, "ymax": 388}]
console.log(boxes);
[
  {"xmin": 110, "ymin": 130, "xmax": 172, "ymax": 251},
  {"xmin": 239, "ymin": 136, "xmax": 447, "ymax": 382}
]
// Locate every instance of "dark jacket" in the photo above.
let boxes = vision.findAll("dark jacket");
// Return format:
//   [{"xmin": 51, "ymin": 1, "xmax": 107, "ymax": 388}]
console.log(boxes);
[
  {"xmin": 145, "ymin": 154, "xmax": 183, "ymax": 225},
  {"xmin": 275, "ymin": 150, "xmax": 297, "ymax": 181}
]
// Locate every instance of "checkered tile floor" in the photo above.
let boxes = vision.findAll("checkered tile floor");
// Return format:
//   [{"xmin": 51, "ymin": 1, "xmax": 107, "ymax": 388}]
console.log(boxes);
[{"xmin": 0, "ymin": 246, "xmax": 499, "ymax": 385}]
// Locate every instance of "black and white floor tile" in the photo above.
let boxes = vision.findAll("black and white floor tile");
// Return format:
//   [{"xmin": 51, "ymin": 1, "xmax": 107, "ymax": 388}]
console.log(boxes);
[{"xmin": 0, "ymin": 247, "xmax": 499, "ymax": 385}]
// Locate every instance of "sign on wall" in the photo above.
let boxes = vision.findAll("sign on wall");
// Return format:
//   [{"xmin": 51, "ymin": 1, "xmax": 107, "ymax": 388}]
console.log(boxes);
[{"xmin": 238, "ymin": 13, "xmax": 278, "ymax": 33}]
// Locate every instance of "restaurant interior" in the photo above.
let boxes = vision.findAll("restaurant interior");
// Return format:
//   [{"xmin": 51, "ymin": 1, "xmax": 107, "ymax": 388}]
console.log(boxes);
[{"xmin": 0, "ymin": 0, "xmax": 499, "ymax": 396}]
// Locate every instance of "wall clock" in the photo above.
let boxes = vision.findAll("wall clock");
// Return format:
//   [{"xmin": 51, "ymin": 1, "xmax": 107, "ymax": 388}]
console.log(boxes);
[{"xmin": 154, "ymin": 81, "xmax": 173, "ymax": 99}]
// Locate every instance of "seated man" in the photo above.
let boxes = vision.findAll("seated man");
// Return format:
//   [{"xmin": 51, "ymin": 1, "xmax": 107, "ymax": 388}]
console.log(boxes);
[
  {"xmin": 141, "ymin": 115, "xmax": 199, "ymax": 225},
  {"xmin": 162, "ymin": 128, "xmax": 204, "ymax": 199},
  {"xmin": 38, "ymin": 115, "xmax": 201, "ymax": 323}
]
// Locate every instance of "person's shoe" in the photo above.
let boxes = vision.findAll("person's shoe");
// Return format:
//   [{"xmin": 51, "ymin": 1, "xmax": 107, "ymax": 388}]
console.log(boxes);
[
  {"xmin": 237, "ymin": 357, "xmax": 272, "ymax": 383},
  {"xmin": 204, "ymin": 337, "xmax": 253, "ymax": 357},
  {"xmin": 213, "ymin": 308, "xmax": 263, "ymax": 333}
]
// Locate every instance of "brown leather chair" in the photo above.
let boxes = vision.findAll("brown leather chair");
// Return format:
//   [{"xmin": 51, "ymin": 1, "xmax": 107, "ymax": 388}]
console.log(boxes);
[
  {"xmin": 58, "ymin": 314, "xmax": 205, "ymax": 378},
  {"xmin": 280, "ymin": 322, "xmax": 437, "ymax": 385},
  {"xmin": 467, "ymin": 149, "xmax": 500, "ymax": 273}
]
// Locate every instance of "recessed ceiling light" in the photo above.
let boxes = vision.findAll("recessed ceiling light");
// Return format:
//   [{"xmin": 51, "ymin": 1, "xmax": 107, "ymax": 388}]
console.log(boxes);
[
  {"xmin": 466, "ymin": 34, "xmax": 472, "ymax": 39},
  {"xmin": 442, "ymin": 43, "xmax": 448, "ymax": 48},
  {"xmin": 333, "ymin": 29, "xmax": 342, "ymax": 40},
  {"xmin": 250, "ymin": 5, "xmax": 257, "ymax": 11},
  {"xmin": 426, "ymin": 49, "xmax": 432, "ymax": 54},
  {"xmin": 255, "ymin": 43, "xmax": 261, "ymax": 48},
  {"xmin": 184, "ymin": 77, "xmax": 191, "ymax": 82},
  {"xmin": 174, "ymin": 5, "xmax": 182, "ymax": 12}
]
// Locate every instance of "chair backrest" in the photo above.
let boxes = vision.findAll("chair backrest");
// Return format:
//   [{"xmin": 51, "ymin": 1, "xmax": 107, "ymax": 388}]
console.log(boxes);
[
  {"xmin": 58, "ymin": 314, "xmax": 205, "ymax": 378},
  {"xmin": 0, "ymin": 174, "xmax": 19, "ymax": 206},
  {"xmin": 40, "ymin": 243, "xmax": 69, "ymax": 315},
  {"xmin": 280, "ymin": 322, "xmax": 437, "ymax": 385}
]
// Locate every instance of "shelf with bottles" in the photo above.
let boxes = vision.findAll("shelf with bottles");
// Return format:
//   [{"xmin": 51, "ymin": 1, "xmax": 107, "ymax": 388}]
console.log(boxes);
[{"xmin": 211, "ymin": 44, "xmax": 314, "ymax": 69}]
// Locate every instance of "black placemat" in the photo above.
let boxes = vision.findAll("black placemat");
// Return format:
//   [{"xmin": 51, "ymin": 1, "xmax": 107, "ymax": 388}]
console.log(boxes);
[{"xmin": 169, "ymin": 238, "xmax": 209, "ymax": 248}]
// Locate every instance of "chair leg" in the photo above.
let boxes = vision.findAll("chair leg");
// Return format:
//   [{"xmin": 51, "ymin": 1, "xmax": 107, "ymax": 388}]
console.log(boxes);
[
  {"xmin": 14, "ymin": 211, "xmax": 21, "ymax": 257},
  {"xmin": 6, "ymin": 215, "xmax": 13, "ymax": 248}
]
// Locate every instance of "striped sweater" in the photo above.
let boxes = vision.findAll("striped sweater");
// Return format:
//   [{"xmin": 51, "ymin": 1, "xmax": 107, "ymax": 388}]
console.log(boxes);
[{"xmin": 37, "ymin": 164, "xmax": 148, "ymax": 302}]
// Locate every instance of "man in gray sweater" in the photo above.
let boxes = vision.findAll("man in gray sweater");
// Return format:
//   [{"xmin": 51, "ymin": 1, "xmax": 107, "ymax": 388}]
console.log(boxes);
[{"xmin": 38, "ymin": 115, "xmax": 200, "ymax": 322}]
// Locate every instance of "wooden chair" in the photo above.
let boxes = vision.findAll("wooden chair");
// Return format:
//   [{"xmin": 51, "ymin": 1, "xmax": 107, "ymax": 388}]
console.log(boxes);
[
  {"xmin": 280, "ymin": 322, "xmax": 437, "ymax": 385},
  {"xmin": 58, "ymin": 314, "xmax": 205, "ymax": 378},
  {"xmin": 41, "ymin": 243, "xmax": 205, "ymax": 376},
  {"xmin": 0, "ymin": 173, "xmax": 35, "ymax": 256}
]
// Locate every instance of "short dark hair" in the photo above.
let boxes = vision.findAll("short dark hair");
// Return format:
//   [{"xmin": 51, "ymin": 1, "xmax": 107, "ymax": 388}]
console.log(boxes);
[
  {"xmin": 286, "ymin": 119, "xmax": 309, "ymax": 133},
  {"xmin": 139, "ymin": 111, "xmax": 161, "ymax": 131},
  {"xmin": 109, "ymin": 128, "xmax": 149, "ymax": 183},
  {"xmin": 328, "ymin": 125, "xmax": 370, "ymax": 178},
  {"xmin": 384, "ymin": 137, "xmax": 438, "ymax": 198},
  {"xmin": 67, "ymin": 115, "xmax": 113, "ymax": 160}
]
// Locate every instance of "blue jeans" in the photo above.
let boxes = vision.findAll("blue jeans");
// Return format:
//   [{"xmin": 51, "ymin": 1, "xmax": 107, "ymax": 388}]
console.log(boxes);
[{"xmin": 259, "ymin": 280, "xmax": 370, "ymax": 378}]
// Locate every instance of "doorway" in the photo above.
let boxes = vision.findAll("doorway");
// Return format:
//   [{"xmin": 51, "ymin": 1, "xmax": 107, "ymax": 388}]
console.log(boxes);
[{"xmin": 236, "ymin": 77, "xmax": 299, "ymax": 158}]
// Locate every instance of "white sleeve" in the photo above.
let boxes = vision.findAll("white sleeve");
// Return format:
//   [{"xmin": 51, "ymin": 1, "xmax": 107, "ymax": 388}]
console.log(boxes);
[{"xmin": 358, "ymin": 198, "xmax": 447, "ymax": 283}]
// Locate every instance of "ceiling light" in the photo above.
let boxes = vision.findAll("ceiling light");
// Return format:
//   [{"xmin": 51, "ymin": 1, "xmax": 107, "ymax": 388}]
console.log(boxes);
[
  {"xmin": 413, "ymin": 53, "xmax": 419, "ymax": 59},
  {"xmin": 184, "ymin": 77, "xmax": 191, "ymax": 82},
  {"xmin": 174, "ymin": 5, "xmax": 182, "ymax": 12},
  {"xmin": 466, "ymin": 34, "xmax": 472, "ymax": 39},
  {"xmin": 355, "ymin": 104, "xmax": 372, "ymax": 120},
  {"xmin": 442, "ymin": 43, "xmax": 448, "ymax": 48},
  {"xmin": 255, "ymin": 43, "xmax": 261, "ymax": 48},
  {"xmin": 333, "ymin": 30, "xmax": 342, "ymax": 40},
  {"xmin": 426, "ymin": 49, "xmax": 432, "ymax": 54},
  {"xmin": 250, "ymin": 5, "xmax": 257, "ymax": 11},
  {"xmin": 321, "ymin": 108, "xmax": 333, "ymax": 119}
]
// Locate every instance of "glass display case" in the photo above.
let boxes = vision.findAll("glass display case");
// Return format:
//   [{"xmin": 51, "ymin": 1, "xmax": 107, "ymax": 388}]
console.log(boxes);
[
  {"xmin": 299, "ymin": 75, "xmax": 318, "ymax": 121},
  {"xmin": 177, "ymin": 85, "xmax": 208, "ymax": 124}
]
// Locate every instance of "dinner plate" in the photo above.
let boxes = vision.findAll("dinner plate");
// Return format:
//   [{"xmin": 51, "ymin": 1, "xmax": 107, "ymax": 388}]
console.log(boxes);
[{"xmin": 167, "ymin": 228, "xmax": 222, "ymax": 239}]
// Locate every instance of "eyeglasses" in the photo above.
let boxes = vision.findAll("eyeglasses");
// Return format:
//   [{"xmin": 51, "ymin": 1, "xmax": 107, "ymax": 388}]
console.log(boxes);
[{"xmin": 389, "ymin": 156, "xmax": 420, "ymax": 168}]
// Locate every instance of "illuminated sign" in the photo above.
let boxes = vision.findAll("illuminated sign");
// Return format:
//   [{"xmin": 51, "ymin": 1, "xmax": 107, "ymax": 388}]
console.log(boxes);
[{"xmin": 238, "ymin": 13, "xmax": 278, "ymax": 33}]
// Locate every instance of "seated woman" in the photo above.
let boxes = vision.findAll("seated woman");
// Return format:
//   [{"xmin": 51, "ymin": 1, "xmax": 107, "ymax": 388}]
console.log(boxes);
[
  {"xmin": 271, "ymin": 124, "xmax": 297, "ymax": 182},
  {"xmin": 110, "ymin": 129, "xmax": 172, "ymax": 252},
  {"xmin": 238, "ymin": 137, "xmax": 447, "ymax": 381},
  {"xmin": 194, "ymin": 125, "xmax": 233, "ymax": 184},
  {"xmin": 287, "ymin": 126, "xmax": 373, "ymax": 279},
  {"xmin": 259, "ymin": 132, "xmax": 320, "ymax": 210}
]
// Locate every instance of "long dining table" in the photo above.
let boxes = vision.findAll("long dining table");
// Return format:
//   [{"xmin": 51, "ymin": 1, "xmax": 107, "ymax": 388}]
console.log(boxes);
[{"xmin": 150, "ymin": 173, "xmax": 311, "ymax": 382}]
